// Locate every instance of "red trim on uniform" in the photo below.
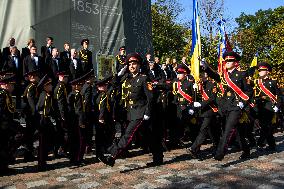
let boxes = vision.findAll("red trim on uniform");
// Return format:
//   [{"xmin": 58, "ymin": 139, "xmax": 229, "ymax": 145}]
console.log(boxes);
[
  {"xmin": 223, "ymin": 70, "xmax": 249, "ymax": 101},
  {"xmin": 258, "ymin": 79, "xmax": 277, "ymax": 103},
  {"xmin": 113, "ymin": 120, "xmax": 144, "ymax": 159},
  {"xmin": 177, "ymin": 81, "xmax": 193, "ymax": 103},
  {"xmin": 200, "ymin": 84, "xmax": 218, "ymax": 113},
  {"xmin": 218, "ymin": 83, "xmax": 225, "ymax": 95}
]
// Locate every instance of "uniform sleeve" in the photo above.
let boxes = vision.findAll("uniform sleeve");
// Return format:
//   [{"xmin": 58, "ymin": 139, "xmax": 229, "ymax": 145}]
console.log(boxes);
[
  {"xmin": 75, "ymin": 92, "xmax": 85, "ymax": 126},
  {"xmin": 205, "ymin": 66, "xmax": 221, "ymax": 83},
  {"xmin": 200, "ymin": 83, "xmax": 217, "ymax": 108},
  {"xmin": 143, "ymin": 77, "xmax": 154, "ymax": 117},
  {"xmin": 36, "ymin": 92, "xmax": 45, "ymax": 113},
  {"xmin": 27, "ymin": 85, "xmax": 37, "ymax": 115},
  {"xmin": 56, "ymin": 85, "xmax": 67, "ymax": 120},
  {"xmin": 98, "ymin": 93, "xmax": 107, "ymax": 120},
  {"xmin": 83, "ymin": 85, "xmax": 93, "ymax": 113}
]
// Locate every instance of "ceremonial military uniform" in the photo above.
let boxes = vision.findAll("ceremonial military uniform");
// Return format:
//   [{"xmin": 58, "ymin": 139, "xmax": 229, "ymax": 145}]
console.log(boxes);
[
  {"xmin": 103, "ymin": 53, "xmax": 163, "ymax": 167},
  {"xmin": 171, "ymin": 65, "xmax": 195, "ymax": 147},
  {"xmin": 36, "ymin": 75, "xmax": 54, "ymax": 170},
  {"xmin": 254, "ymin": 62, "xmax": 282, "ymax": 150},
  {"xmin": 68, "ymin": 76, "xmax": 86, "ymax": 165},
  {"xmin": 189, "ymin": 77, "xmax": 219, "ymax": 156},
  {"xmin": 78, "ymin": 39, "xmax": 93, "ymax": 74},
  {"xmin": 94, "ymin": 76, "xmax": 114, "ymax": 158},
  {"xmin": 53, "ymin": 73, "xmax": 69, "ymax": 156},
  {"xmin": 0, "ymin": 74, "xmax": 21, "ymax": 174},
  {"xmin": 22, "ymin": 70, "xmax": 39, "ymax": 161},
  {"xmin": 80, "ymin": 70, "xmax": 95, "ymax": 153},
  {"xmin": 204, "ymin": 51, "xmax": 253, "ymax": 160}
]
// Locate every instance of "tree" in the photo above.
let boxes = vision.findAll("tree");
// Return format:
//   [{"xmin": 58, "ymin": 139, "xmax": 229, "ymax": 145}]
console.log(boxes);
[
  {"xmin": 199, "ymin": 0, "xmax": 224, "ymax": 39},
  {"xmin": 151, "ymin": 0, "xmax": 189, "ymax": 60},
  {"xmin": 198, "ymin": 0, "xmax": 226, "ymax": 69},
  {"xmin": 233, "ymin": 6, "xmax": 284, "ymax": 67},
  {"xmin": 233, "ymin": 6, "xmax": 284, "ymax": 85}
]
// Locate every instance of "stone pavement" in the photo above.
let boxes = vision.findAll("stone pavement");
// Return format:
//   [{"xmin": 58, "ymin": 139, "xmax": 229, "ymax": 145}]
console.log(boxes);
[{"xmin": 1, "ymin": 131, "xmax": 284, "ymax": 189}]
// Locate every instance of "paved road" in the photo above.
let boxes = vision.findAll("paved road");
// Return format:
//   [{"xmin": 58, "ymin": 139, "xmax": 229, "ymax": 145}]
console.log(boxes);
[{"xmin": 1, "ymin": 132, "xmax": 284, "ymax": 189}]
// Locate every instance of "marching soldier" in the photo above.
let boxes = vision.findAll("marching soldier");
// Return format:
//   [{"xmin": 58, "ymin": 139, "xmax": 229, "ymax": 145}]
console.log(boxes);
[
  {"xmin": 202, "ymin": 51, "xmax": 253, "ymax": 160},
  {"xmin": 68, "ymin": 75, "xmax": 86, "ymax": 165},
  {"xmin": 78, "ymin": 39, "xmax": 93, "ymax": 74},
  {"xmin": 254, "ymin": 62, "xmax": 282, "ymax": 151},
  {"xmin": 170, "ymin": 64, "xmax": 195, "ymax": 148},
  {"xmin": 0, "ymin": 73, "xmax": 21, "ymax": 174},
  {"xmin": 80, "ymin": 70, "xmax": 95, "ymax": 154},
  {"xmin": 187, "ymin": 72, "xmax": 220, "ymax": 158},
  {"xmin": 101, "ymin": 53, "xmax": 163, "ymax": 167},
  {"xmin": 93, "ymin": 75, "xmax": 114, "ymax": 159},
  {"xmin": 36, "ymin": 75, "xmax": 54, "ymax": 171},
  {"xmin": 53, "ymin": 71, "xmax": 69, "ymax": 157},
  {"xmin": 22, "ymin": 69, "xmax": 40, "ymax": 162}
]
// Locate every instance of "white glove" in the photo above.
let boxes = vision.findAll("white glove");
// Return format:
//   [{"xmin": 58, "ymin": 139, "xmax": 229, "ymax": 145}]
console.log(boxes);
[
  {"xmin": 143, "ymin": 115, "xmax": 150, "ymax": 121},
  {"xmin": 188, "ymin": 109, "xmax": 194, "ymax": 115},
  {"xmin": 193, "ymin": 83, "xmax": 198, "ymax": 90},
  {"xmin": 194, "ymin": 102, "xmax": 202, "ymax": 108},
  {"xmin": 237, "ymin": 102, "xmax": 244, "ymax": 109},
  {"xmin": 117, "ymin": 65, "xmax": 128, "ymax": 76},
  {"xmin": 273, "ymin": 106, "xmax": 279, "ymax": 113}
]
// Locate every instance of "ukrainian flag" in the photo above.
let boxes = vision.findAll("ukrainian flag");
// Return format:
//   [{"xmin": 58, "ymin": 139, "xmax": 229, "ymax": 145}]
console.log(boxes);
[
  {"xmin": 190, "ymin": 0, "xmax": 201, "ymax": 82},
  {"xmin": 217, "ymin": 19, "xmax": 226, "ymax": 74}
]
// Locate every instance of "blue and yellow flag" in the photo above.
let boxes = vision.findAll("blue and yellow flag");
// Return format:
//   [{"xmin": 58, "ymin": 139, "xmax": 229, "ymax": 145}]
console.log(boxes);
[
  {"xmin": 217, "ymin": 19, "xmax": 226, "ymax": 74},
  {"xmin": 190, "ymin": 0, "xmax": 201, "ymax": 82}
]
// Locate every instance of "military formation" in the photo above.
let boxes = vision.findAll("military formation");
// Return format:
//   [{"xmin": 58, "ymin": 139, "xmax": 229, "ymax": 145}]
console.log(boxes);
[{"xmin": 0, "ymin": 37, "xmax": 283, "ymax": 175}]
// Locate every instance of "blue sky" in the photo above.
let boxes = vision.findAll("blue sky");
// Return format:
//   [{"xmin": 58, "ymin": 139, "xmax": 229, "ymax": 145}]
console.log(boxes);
[{"xmin": 178, "ymin": 0, "xmax": 283, "ymax": 25}]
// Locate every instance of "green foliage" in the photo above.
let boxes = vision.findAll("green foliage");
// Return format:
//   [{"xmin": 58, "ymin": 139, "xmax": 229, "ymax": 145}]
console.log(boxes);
[
  {"xmin": 233, "ymin": 6, "xmax": 284, "ymax": 85},
  {"xmin": 151, "ymin": 0, "xmax": 189, "ymax": 60}
]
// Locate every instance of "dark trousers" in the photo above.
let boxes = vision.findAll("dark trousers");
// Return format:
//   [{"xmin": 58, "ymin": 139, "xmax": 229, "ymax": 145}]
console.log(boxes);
[
  {"xmin": 69, "ymin": 126, "xmax": 86, "ymax": 163},
  {"xmin": 145, "ymin": 118, "xmax": 164, "ymax": 162},
  {"xmin": 0, "ymin": 127, "xmax": 10, "ymax": 171},
  {"xmin": 24, "ymin": 115, "xmax": 38, "ymax": 158},
  {"xmin": 38, "ymin": 122, "xmax": 54, "ymax": 168},
  {"xmin": 108, "ymin": 119, "xmax": 143, "ymax": 158},
  {"xmin": 108, "ymin": 118, "xmax": 163, "ymax": 162},
  {"xmin": 257, "ymin": 109, "xmax": 275, "ymax": 148},
  {"xmin": 215, "ymin": 110, "xmax": 249, "ymax": 157},
  {"xmin": 170, "ymin": 106, "xmax": 189, "ymax": 146},
  {"xmin": 85, "ymin": 112, "xmax": 94, "ymax": 147},
  {"xmin": 191, "ymin": 116, "xmax": 215, "ymax": 152},
  {"xmin": 54, "ymin": 119, "xmax": 68, "ymax": 155},
  {"xmin": 95, "ymin": 122, "xmax": 114, "ymax": 157}
]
